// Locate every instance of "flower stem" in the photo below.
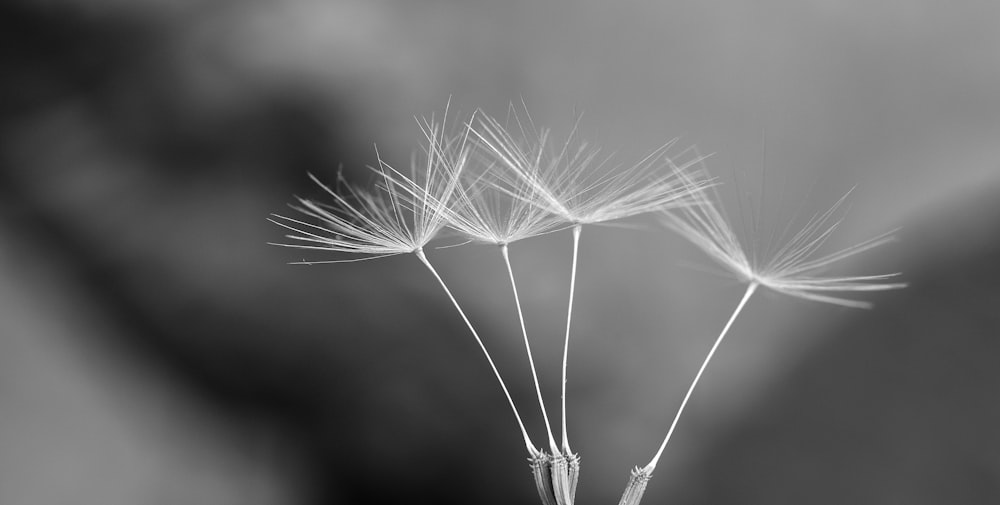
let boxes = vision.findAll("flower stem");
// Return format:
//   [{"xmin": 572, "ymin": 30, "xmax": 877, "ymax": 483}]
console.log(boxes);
[
  {"xmin": 560, "ymin": 224, "xmax": 582, "ymax": 454},
  {"xmin": 501, "ymin": 244, "xmax": 559, "ymax": 453},
  {"xmin": 415, "ymin": 248, "xmax": 538, "ymax": 455},
  {"xmin": 645, "ymin": 282, "xmax": 758, "ymax": 471}
]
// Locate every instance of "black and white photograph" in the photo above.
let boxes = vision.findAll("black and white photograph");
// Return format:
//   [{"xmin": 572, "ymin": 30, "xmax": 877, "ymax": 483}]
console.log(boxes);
[{"xmin": 2, "ymin": 1, "xmax": 999, "ymax": 504}]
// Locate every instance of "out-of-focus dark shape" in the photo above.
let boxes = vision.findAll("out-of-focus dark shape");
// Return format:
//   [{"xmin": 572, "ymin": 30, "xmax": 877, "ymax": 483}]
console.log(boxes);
[{"xmin": 0, "ymin": 2, "xmax": 534, "ymax": 504}]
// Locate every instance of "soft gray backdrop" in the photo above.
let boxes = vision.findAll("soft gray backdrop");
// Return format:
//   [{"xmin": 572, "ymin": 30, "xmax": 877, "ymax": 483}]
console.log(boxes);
[{"xmin": 1, "ymin": 1, "xmax": 998, "ymax": 504}]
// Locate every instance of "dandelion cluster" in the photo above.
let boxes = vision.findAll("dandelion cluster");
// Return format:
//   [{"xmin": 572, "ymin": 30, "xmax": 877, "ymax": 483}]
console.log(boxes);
[{"xmin": 271, "ymin": 106, "xmax": 905, "ymax": 505}]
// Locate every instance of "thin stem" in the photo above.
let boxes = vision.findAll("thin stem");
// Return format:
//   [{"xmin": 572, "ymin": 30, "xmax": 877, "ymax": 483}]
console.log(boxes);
[
  {"xmin": 560, "ymin": 224, "xmax": 582, "ymax": 454},
  {"xmin": 645, "ymin": 282, "xmax": 758, "ymax": 471},
  {"xmin": 415, "ymin": 248, "xmax": 538, "ymax": 455},
  {"xmin": 501, "ymin": 244, "xmax": 559, "ymax": 453}
]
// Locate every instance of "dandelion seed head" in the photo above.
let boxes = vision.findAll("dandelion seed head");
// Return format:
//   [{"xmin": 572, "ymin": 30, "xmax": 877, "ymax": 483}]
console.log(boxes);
[
  {"xmin": 270, "ymin": 111, "xmax": 469, "ymax": 262},
  {"xmin": 441, "ymin": 150, "xmax": 563, "ymax": 245},
  {"xmin": 470, "ymin": 107, "xmax": 711, "ymax": 227},
  {"xmin": 662, "ymin": 169, "xmax": 907, "ymax": 308}
]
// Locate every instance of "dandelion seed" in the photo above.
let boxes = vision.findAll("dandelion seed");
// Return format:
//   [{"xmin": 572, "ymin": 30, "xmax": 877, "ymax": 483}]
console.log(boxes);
[
  {"xmin": 662, "ymin": 172, "xmax": 906, "ymax": 308},
  {"xmin": 618, "ymin": 170, "xmax": 906, "ymax": 505},
  {"xmin": 443, "ymin": 148, "xmax": 562, "ymax": 246},
  {"xmin": 445, "ymin": 194, "xmax": 561, "ymax": 456},
  {"xmin": 549, "ymin": 450, "xmax": 581, "ymax": 505},
  {"xmin": 269, "ymin": 114, "xmax": 464, "ymax": 261},
  {"xmin": 269, "ymin": 109, "xmax": 543, "ymax": 458},
  {"xmin": 472, "ymin": 108, "xmax": 708, "ymax": 226},
  {"xmin": 470, "ymin": 107, "xmax": 711, "ymax": 473},
  {"xmin": 441, "ymin": 131, "xmax": 569, "ymax": 459},
  {"xmin": 530, "ymin": 452, "xmax": 559, "ymax": 505},
  {"xmin": 616, "ymin": 466, "xmax": 653, "ymax": 505}
]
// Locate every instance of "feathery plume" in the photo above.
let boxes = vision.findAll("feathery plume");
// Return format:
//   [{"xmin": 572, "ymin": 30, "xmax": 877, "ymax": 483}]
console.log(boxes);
[
  {"xmin": 618, "ymin": 171, "xmax": 906, "ymax": 505},
  {"xmin": 662, "ymin": 171, "xmax": 906, "ymax": 308},
  {"xmin": 471, "ymin": 108, "xmax": 708, "ymax": 226},
  {"xmin": 442, "ymin": 159, "xmax": 563, "ymax": 455},
  {"xmin": 270, "ymin": 109, "xmax": 544, "ymax": 460},
  {"xmin": 469, "ymin": 106, "xmax": 711, "ymax": 485},
  {"xmin": 269, "ymin": 115, "xmax": 464, "ymax": 262},
  {"xmin": 438, "ymin": 117, "xmax": 577, "ymax": 493},
  {"xmin": 442, "ymin": 149, "xmax": 562, "ymax": 246}
]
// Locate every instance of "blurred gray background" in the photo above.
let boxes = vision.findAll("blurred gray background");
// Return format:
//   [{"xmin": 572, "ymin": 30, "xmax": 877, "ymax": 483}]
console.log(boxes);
[{"xmin": 1, "ymin": 1, "xmax": 999, "ymax": 504}]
